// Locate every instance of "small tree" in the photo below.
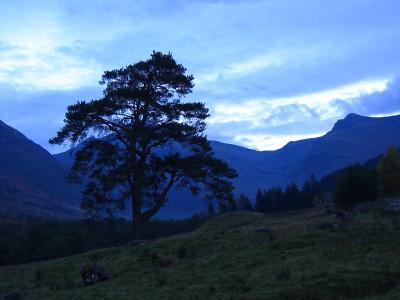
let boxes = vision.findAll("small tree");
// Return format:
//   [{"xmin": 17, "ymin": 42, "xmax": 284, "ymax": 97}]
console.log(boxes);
[
  {"xmin": 255, "ymin": 187, "xmax": 284, "ymax": 213},
  {"xmin": 301, "ymin": 174, "xmax": 323, "ymax": 207},
  {"xmin": 238, "ymin": 193, "xmax": 253, "ymax": 211},
  {"xmin": 255, "ymin": 189, "xmax": 267, "ymax": 213},
  {"xmin": 50, "ymin": 52, "xmax": 237, "ymax": 240},
  {"xmin": 333, "ymin": 164, "xmax": 377, "ymax": 211},
  {"xmin": 377, "ymin": 146, "xmax": 400, "ymax": 198},
  {"xmin": 284, "ymin": 182, "xmax": 301, "ymax": 210}
]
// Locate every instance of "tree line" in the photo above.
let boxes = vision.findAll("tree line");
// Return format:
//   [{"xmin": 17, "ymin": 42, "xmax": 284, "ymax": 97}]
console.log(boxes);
[
  {"xmin": 0, "ymin": 214, "xmax": 210, "ymax": 266},
  {"xmin": 333, "ymin": 146, "xmax": 400, "ymax": 210},
  {"xmin": 216, "ymin": 145, "xmax": 400, "ymax": 215},
  {"xmin": 207, "ymin": 175, "xmax": 323, "ymax": 214}
]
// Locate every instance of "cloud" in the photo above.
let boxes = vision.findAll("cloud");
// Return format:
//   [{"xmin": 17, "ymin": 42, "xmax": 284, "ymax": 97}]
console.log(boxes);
[
  {"xmin": 205, "ymin": 78, "xmax": 394, "ymax": 150},
  {"xmin": 333, "ymin": 77, "xmax": 400, "ymax": 116},
  {"xmin": 208, "ymin": 79, "xmax": 388, "ymax": 125},
  {"xmin": 0, "ymin": 0, "xmax": 400, "ymax": 153},
  {"xmin": 233, "ymin": 133, "xmax": 325, "ymax": 151},
  {"xmin": 195, "ymin": 51, "xmax": 285, "ymax": 86}
]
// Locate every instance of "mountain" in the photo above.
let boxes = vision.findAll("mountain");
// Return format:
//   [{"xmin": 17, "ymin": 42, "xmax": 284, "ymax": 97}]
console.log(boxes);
[
  {"xmin": 249, "ymin": 113, "xmax": 400, "ymax": 185},
  {"xmin": 54, "ymin": 113, "xmax": 400, "ymax": 218},
  {"xmin": 203, "ymin": 113, "xmax": 400, "ymax": 196},
  {"xmin": 0, "ymin": 120, "xmax": 81, "ymax": 218}
]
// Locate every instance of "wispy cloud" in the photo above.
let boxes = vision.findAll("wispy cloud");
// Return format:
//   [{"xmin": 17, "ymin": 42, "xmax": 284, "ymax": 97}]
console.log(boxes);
[
  {"xmin": 0, "ymin": 44, "xmax": 101, "ymax": 90},
  {"xmin": 209, "ymin": 79, "xmax": 389, "ymax": 125},
  {"xmin": 206, "ymin": 78, "xmax": 394, "ymax": 150},
  {"xmin": 0, "ymin": 0, "xmax": 399, "ymax": 153},
  {"xmin": 195, "ymin": 51, "xmax": 285, "ymax": 85}
]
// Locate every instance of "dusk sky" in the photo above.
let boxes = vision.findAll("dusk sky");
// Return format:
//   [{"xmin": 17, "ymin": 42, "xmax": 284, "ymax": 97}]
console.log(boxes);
[{"xmin": 1, "ymin": 0, "xmax": 400, "ymax": 153}]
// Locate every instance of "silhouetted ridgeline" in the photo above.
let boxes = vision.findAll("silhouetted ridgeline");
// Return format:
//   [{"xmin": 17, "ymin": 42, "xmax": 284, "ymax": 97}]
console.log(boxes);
[{"xmin": 54, "ymin": 113, "xmax": 400, "ymax": 218}]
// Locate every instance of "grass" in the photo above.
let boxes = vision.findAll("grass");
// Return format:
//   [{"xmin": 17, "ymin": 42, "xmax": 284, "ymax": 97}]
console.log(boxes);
[{"xmin": 1, "ymin": 208, "xmax": 400, "ymax": 299}]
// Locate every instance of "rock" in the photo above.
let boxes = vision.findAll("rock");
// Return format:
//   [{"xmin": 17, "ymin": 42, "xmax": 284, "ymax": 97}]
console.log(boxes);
[
  {"xmin": 3, "ymin": 291, "xmax": 23, "ymax": 300},
  {"xmin": 80, "ymin": 262, "xmax": 109, "ymax": 284}
]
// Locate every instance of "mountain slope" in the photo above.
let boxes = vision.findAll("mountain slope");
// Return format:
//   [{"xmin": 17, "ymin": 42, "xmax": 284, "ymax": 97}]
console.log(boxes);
[
  {"xmin": 2, "ymin": 209, "xmax": 400, "ymax": 299},
  {"xmin": 205, "ymin": 114, "xmax": 400, "ymax": 197},
  {"xmin": 256, "ymin": 113, "xmax": 400, "ymax": 185},
  {"xmin": 0, "ymin": 120, "xmax": 81, "ymax": 218},
  {"xmin": 54, "ymin": 113, "xmax": 400, "ymax": 218}
]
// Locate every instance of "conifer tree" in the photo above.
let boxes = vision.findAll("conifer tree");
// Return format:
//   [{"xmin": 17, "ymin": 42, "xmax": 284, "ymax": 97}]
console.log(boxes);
[
  {"xmin": 50, "ymin": 52, "xmax": 237, "ymax": 239},
  {"xmin": 377, "ymin": 146, "xmax": 400, "ymax": 198}
]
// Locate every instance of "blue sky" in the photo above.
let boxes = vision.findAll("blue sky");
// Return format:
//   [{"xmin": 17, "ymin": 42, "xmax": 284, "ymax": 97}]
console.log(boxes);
[{"xmin": 0, "ymin": 0, "xmax": 400, "ymax": 153}]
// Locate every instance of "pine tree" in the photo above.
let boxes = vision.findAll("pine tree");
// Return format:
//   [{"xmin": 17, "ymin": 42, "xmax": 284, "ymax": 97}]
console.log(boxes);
[
  {"xmin": 50, "ymin": 52, "xmax": 237, "ymax": 240},
  {"xmin": 301, "ymin": 174, "xmax": 323, "ymax": 207},
  {"xmin": 377, "ymin": 146, "xmax": 400, "ymax": 198},
  {"xmin": 333, "ymin": 164, "xmax": 377, "ymax": 210},
  {"xmin": 284, "ymin": 182, "xmax": 301, "ymax": 210},
  {"xmin": 255, "ymin": 189, "xmax": 266, "ymax": 213}
]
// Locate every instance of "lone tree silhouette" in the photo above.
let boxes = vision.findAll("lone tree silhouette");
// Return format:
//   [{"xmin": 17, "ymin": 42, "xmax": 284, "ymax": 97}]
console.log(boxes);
[{"xmin": 50, "ymin": 52, "xmax": 237, "ymax": 240}]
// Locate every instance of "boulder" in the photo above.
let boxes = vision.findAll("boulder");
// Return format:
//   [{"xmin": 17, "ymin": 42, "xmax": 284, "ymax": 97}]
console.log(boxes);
[{"xmin": 80, "ymin": 262, "xmax": 109, "ymax": 285}]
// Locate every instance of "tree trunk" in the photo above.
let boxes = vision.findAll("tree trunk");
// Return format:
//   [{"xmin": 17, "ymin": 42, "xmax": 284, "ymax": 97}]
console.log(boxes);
[
  {"xmin": 133, "ymin": 213, "xmax": 142, "ymax": 240},
  {"xmin": 132, "ymin": 188, "xmax": 142, "ymax": 240}
]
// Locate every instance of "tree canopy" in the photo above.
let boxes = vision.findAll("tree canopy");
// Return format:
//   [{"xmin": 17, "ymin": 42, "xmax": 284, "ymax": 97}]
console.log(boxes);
[
  {"xmin": 377, "ymin": 146, "xmax": 400, "ymax": 198},
  {"xmin": 50, "ymin": 51, "xmax": 237, "ymax": 239},
  {"xmin": 333, "ymin": 164, "xmax": 377, "ymax": 211}
]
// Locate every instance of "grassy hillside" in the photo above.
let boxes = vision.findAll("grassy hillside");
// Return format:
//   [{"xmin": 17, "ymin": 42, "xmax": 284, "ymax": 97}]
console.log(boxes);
[{"xmin": 1, "ymin": 208, "xmax": 400, "ymax": 299}]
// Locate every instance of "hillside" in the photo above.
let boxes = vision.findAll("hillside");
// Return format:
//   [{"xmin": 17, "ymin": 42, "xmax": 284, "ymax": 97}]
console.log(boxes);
[
  {"xmin": 1, "ymin": 208, "xmax": 400, "ymax": 299},
  {"xmin": 248, "ymin": 113, "xmax": 400, "ymax": 187},
  {"xmin": 54, "ymin": 113, "xmax": 400, "ymax": 218},
  {"xmin": 0, "ymin": 120, "xmax": 81, "ymax": 218}
]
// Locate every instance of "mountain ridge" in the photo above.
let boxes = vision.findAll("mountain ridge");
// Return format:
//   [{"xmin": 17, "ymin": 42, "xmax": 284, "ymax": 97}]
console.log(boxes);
[
  {"xmin": 0, "ymin": 113, "xmax": 398, "ymax": 219},
  {"xmin": 54, "ymin": 113, "xmax": 400, "ymax": 218}
]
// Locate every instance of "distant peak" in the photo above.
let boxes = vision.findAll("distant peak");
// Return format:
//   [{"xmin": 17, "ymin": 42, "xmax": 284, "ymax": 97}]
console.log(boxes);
[
  {"xmin": 332, "ymin": 113, "xmax": 368, "ymax": 132},
  {"xmin": 344, "ymin": 113, "xmax": 365, "ymax": 120}
]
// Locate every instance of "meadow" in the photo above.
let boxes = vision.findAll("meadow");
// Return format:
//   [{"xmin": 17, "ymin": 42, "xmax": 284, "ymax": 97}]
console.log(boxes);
[{"xmin": 1, "ymin": 208, "xmax": 400, "ymax": 299}]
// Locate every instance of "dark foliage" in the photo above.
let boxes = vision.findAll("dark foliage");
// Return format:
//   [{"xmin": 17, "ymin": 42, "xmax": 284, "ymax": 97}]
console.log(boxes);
[
  {"xmin": 377, "ymin": 146, "xmax": 400, "ymax": 198},
  {"xmin": 0, "ymin": 214, "xmax": 209, "ymax": 266},
  {"xmin": 254, "ymin": 176, "xmax": 321, "ymax": 214},
  {"xmin": 333, "ymin": 164, "xmax": 378, "ymax": 210},
  {"xmin": 217, "ymin": 196, "xmax": 238, "ymax": 213},
  {"xmin": 319, "ymin": 147, "xmax": 400, "ymax": 201},
  {"xmin": 238, "ymin": 194, "xmax": 253, "ymax": 211}
]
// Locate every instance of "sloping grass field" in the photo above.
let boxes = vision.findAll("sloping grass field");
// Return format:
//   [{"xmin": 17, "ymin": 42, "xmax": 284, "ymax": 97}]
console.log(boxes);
[{"xmin": 1, "ymin": 208, "xmax": 400, "ymax": 299}]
